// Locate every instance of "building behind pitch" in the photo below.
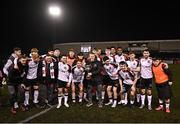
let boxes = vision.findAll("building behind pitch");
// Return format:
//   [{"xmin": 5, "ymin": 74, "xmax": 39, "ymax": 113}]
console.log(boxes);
[{"xmin": 53, "ymin": 39, "xmax": 180, "ymax": 62}]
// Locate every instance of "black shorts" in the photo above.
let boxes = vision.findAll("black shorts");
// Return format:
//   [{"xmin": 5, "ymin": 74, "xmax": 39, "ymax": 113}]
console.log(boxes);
[
  {"xmin": 83, "ymin": 79, "xmax": 90, "ymax": 89},
  {"xmin": 57, "ymin": 80, "xmax": 68, "ymax": 88},
  {"xmin": 122, "ymin": 83, "xmax": 133, "ymax": 93},
  {"xmin": 72, "ymin": 82, "xmax": 83, "ymax": 92},
  {"xmin": 25, "ymin": 78, "xmax": 38, "ymax": 87},
  {"xmin": 102, "ymin": 75, "xmax": 111, "ymax": 85},
  {"xmin": 140, "ymin": 78, "xmax": 153, "ymax": 89},
  {"xmin": 73, "ymin": 82, "xmax": 83, "ymax": 87},
  {"xmin": 107, "ymin": 79, "xmax": 119, "ymax": 87},
  {"xmin": 156, "ymin": 82, "xmax": 172, "ymax": 100},
  {"xmin": 136, "ymin": 79, "xmax": 141, "ymax": 88}
]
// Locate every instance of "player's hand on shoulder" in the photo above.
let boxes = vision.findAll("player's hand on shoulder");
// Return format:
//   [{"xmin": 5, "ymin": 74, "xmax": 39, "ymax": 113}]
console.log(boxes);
[{"xmin": 162, "ymin": 63, "xmax": 168, "ymax": 69}]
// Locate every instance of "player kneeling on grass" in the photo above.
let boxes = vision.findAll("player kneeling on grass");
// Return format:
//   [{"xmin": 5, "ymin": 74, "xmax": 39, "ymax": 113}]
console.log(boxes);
[
  {"xmin": 103, "ymin": 56, "xmax": 119, "ymax": 108},
  {"xmin": 71, "ymin": 61, "xmax": 85, "ymax": 103},
  {"xmin": 152, "ymin": 57, "xmax": 173, "ymax": 113},
  {"xmin": 57, "ymin": 55, "xmax": 72, "ymax": 108},
  {"xmin": 118, "ymin": 61, "xmax": 137, "ymax": 107},
  {"xmin": 7, "ymin": 55, "xmax": 28, "ymax": 114}
]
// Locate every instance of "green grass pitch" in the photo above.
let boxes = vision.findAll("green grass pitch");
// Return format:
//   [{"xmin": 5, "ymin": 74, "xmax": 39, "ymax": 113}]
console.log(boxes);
[{"xmin": 0, "ymin": 64, "xmax": 180, "ymax": 123}]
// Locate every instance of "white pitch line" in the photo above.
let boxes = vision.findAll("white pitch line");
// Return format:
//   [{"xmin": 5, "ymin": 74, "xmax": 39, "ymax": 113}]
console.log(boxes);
[{"xmin": 18, "ymin": 105, "xmax": 55, "ymax": 123}]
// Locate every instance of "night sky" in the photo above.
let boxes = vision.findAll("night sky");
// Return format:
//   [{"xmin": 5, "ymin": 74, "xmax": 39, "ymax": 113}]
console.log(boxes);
[{"xmin": 1, "ymin": 0, "xmax": 180, "ymax": 57}]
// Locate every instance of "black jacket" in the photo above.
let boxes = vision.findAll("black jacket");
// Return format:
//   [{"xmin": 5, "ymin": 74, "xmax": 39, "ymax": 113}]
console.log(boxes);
[
  {"xmin": 88, "ymin": 60, "xmax": 103, "ymax": 85},
  {"xmin": 8, "ymin": 62, "xmax": 27, "ymax": 85}
]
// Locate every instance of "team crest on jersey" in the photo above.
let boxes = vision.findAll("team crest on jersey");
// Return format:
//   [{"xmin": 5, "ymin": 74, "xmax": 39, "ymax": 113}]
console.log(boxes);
[
  {"xmin": 147, "ymin": 60, "xmax": 150, "ymax": 63},
  {"xmin": 64, "ymin": 66, "xmax": 67, "ymax": 70}
]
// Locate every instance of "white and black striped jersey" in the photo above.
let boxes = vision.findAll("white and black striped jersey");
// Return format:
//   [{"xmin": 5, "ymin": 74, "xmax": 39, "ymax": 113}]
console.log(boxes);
[
  {"xmin": 139, "ymin": 57, "xmax": 153, "ymax": 79},
  {"xmin": 118, "ymin": 70, "xmax": 135, "ymax": 85},
  {"xmin": 58, "ymin": 62, "xmax": 72, "ymax": 82},
  {"xmin": 103, "ymin": 63, "xmax": 119, "ymax": 80},
  {"xmin": 26, "ymin": 59, "xmax": 39, "ymax": 80},
  {"xmin": 106, "ymin": 55, "xmax": 114, "ymax": 63},
  {"xmin": 114, "ymin": 54, "xmax": 126, "ymax": 64},
  {"xmin": 72, "ymin": 66, "xmax": 85, "ymax": 83},
  {"xmin": 126, "ymin": 59, "xmax": 140, "ymax": 79}
]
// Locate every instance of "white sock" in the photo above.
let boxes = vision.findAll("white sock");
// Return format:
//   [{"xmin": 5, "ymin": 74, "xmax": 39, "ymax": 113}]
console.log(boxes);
[
  {"xmin": 33, "ymin": 90, "xmax": 39, "ymax": 103},
  {"xmin": 102, "ymin": 91, "xmax": 105, "ymax": 100},
  {"xmin": 96, "ymin": 91, "xmax": 98, "ymax": 100},
  {"xmin": 147, "ymin": 95, "xmax": 152, "ymax": 106},
  {"xmin": 130, "ymin": 100, "xmax": 134, "ymax": 105},
  {"xmin": 141, "ymin": 95, "xmax": 145, "ymax": 105},
  {"xmin": 113, "ymin": 99, "xmax": 117, "ymax": 104},
  {"xmin": 109, "ymin": 98, "xmax": 113, "ymax": 103},
  {"xmin": 58, "ymin": 94, "xmax": 63, "ymax": 105},
  {"xmin": 72, "ymin": 95, "xmax": 75, "ymax": 100},
  {"xmin": 136, "ymin": 94, "xmax": 140, "ymax": 103},
  {"xmin": 79, "ymin": 98, "xmax": 82, "ymax": 102},
  {"xmin": 159, "ymin": 99, "xmax": 163, "ymax": 107},
  {"xmin": 24, "ymin": 91, "xmax": 29, "ymax": 106},
  {"xmin": 64, "ymin": 94, "xmax": 68, "ymax": 104},
  {"xmin": 121, "ymin": 100, "xmax": 125, "ymax": 104},
  {"xmin": 124, "ymin": 93, "xmax": 128, "ymax": 104},
  {"xmin": 84, "ymin": 93, "xmax": 87, "ymax": 98},
  {"xmin": 79, "ymin": 95, "xmax": 82, "ymax": 102},
  {"xmin": 14, "ymin": 102, "xmax": 19, "ymax": 108},
  {"xmin": 165, "ymin": 103, "xmax": 170, "ymax": 109}
]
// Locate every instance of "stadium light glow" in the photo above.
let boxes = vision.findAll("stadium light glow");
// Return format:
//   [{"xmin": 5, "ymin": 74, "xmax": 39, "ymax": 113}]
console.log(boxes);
[{"xmin": 48, "ymin": 5, "xmax": 62, "ymax": 17}]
